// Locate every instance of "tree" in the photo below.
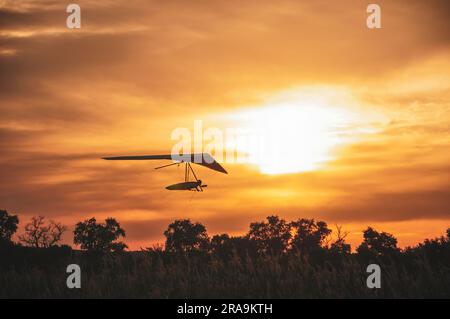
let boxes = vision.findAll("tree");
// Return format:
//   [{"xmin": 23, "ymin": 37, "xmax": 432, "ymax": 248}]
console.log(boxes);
[
  {"xmin": 164, "ymin": 219, "xmax": 209, "ymax": 253},
  {"xmin": 74, "ymin": 217, "xmax": 127, "ymax": 252},
  {"xmin": 210, "ymin": 233, "xmax": 232, "ymax": 257},
  {"xmin": 330, "ymin": 225, "xmax": 351, "ymax": 254},
  {"xmin": 290, "ymin": 218, "xmax": 332, "ymax": 254},
  {"xmin": 356, "ymin": 227, "xmax": 399, "ymax": 256},
  {"xmin": 404, "ymin": 228, "xmax": 450, "ymax": 263},
  {"xmin": 248, "ymin": 215, "xmax": 291, "ymax": 254},
  {"xmin": 210, "ymin": 233, "xmax": 259, "ymax": 259},
  {"xmin": 19, "ymin": 216, "xmax": 66, "ymax": 248},
  {"xmin": 0, "ymin": 210, "xmax": 19, "ymax": 246},
  {"xmin": 210, "ymin": 233, "xmax": 231, "ymax": 251}
]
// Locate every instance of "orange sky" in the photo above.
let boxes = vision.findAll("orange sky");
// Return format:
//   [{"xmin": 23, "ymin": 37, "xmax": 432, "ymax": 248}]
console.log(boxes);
[{"xmin": 1, "ymin": 0, "xmax": 449, "ymax": 250}]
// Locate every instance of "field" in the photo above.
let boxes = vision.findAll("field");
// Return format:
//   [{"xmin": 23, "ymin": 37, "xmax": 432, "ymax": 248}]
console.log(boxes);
[{"xmin": 1, "ymin": 243, "xmax": 449, "ymax": 298}]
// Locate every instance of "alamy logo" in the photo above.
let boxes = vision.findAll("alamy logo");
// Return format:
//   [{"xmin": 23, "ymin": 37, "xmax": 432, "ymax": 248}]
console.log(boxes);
[
  {"xmin": 66, "ymin": 264, "xmax": 81, "ymax": 288},
  {"xmin": 366, "ymin": 4, "xmax": 381, "ymax": 29},
  {"xmin": 366, "ymin": 264, "xmax": 381, "ymax": 288},
  {"xmin": 66, "ymin": 4, "xmax": 81, "ymax": 29}
]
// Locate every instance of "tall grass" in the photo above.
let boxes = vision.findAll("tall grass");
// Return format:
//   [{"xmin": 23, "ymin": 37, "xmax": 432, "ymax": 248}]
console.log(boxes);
[{"xmin": 1, "ymin": 246, "xmax": 449, "ymax": 298}]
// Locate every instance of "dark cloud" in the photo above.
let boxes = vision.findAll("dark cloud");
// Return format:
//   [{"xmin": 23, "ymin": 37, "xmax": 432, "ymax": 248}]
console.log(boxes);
[
  {"xmin": 1, "ymin": 0, "xmax": 449, "ymax": 99},
  {"xmin": 317, "ymin": 188, "xmax": 450, "ymax": 223}
]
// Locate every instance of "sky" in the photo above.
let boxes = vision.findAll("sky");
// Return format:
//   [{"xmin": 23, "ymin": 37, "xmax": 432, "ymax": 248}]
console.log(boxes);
[{"xmin": 1, "ymin": 0, "xmax": 449, "ymax": 250}]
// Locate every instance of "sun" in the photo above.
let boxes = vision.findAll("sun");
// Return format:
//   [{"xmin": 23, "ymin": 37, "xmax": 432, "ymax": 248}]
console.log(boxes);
[{"xmin": 227, "ymin": 87, "xmax": 378, "ymax": 175}]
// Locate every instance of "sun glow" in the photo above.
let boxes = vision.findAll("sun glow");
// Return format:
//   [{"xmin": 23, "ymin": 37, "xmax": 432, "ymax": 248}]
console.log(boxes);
[{"xmin": 228, "ymin": 88, "xmax": 382, "ymax": 175}]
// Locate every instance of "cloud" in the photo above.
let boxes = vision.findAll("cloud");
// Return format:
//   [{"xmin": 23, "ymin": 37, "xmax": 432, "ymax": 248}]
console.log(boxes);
[{"xmin": 1, "ymin": 0, "xmax": 449, "ymax": 248}]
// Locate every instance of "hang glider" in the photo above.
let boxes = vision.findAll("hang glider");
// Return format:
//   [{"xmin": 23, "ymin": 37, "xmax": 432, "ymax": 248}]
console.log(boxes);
[{"xmin": 102, "ymin": 153, "xmax": 227, "ymax": 192}]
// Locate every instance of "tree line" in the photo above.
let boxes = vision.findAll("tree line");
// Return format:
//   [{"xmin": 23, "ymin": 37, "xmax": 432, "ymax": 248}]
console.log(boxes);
[
  {"xmin": 1, "ymin": 209, "xmax": 449, "ymax": 259},
  {"xmin": 0, "ymin": 210, "xmax": 127, "ymax": 252}
]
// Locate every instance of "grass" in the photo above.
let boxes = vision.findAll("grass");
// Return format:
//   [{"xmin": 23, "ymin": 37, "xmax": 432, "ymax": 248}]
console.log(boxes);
[{"xmin": 1, "ymin": 246, "xmax": 449, "ymax": 298}]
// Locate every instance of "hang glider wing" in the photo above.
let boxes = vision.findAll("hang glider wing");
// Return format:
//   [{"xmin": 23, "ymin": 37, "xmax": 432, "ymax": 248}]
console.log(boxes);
[
  {"xmin": 103, "ymin": 154, "xmax": 172, "ymax": 161},
  {"xmin": 103, "ymin": 153, "xmax": 227, "ymax": 174}
]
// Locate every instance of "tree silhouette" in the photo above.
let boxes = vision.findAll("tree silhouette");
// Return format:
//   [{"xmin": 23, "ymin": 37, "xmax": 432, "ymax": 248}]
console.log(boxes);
[
  {"xmin": 209, "ymin": 234, "xmax": 256, "ymax": 258},
  {"xmin": 210, "ymin": 234, "xmax": 232, "ymax": 257},
  {"xmin": 356, "ymin": 227, "xmax": 399, "ymax": 257},
  {"xmin": 0, "ymin": 210, "xmax": 19, "ymax": 246},
  {"xmin": 19, "ymin": 216, "xmax": 66, "ymax": 248},
  {"xmin": 330, "ymin": 225, "xmax": 351, "ymax": 254},
  {"xmin": 248, "ymin": 215, "xmax": 291, "ymax": 254},
  {"xmin": 405, "ymin": 227, "xmax": 450, "ymax": 263},
  {"xmin": 210, "ymin": 233, "xmax": 230, "ymax": 250},
  {"xmin": 164, "ymin": 219, "xmax": 209, "ymax": 253},
  {"xmin": 290, "ymin": 218, "xmax": 331, "ymax": 254},
  {"xmin": 74, "ymin": 217, "xmax": 127, "ymax": 252}
]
